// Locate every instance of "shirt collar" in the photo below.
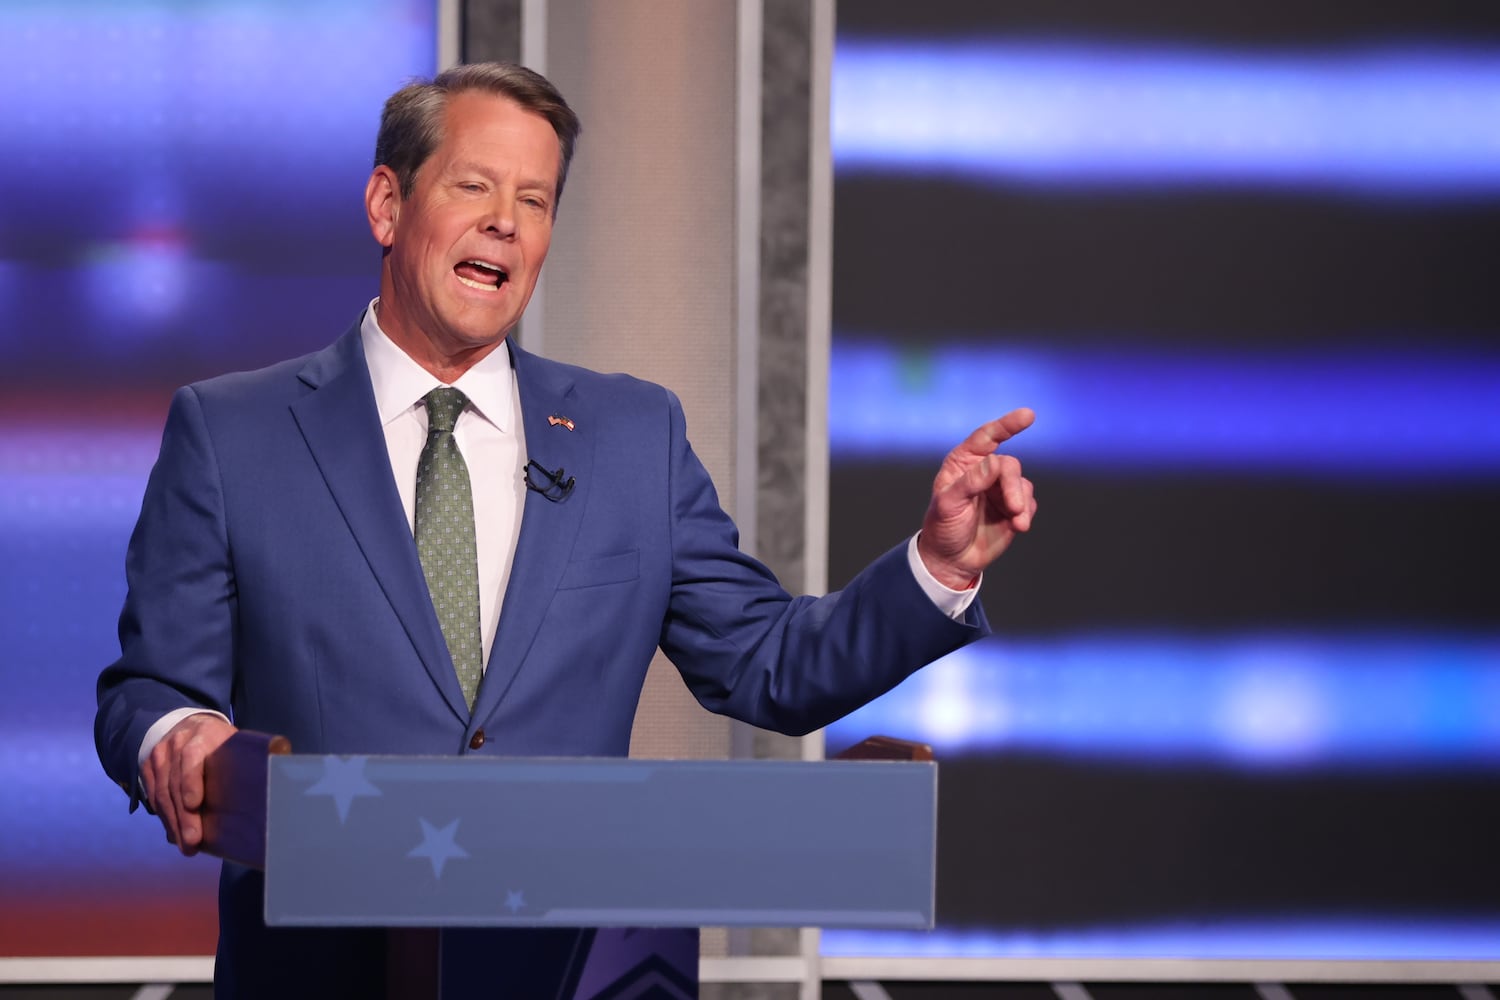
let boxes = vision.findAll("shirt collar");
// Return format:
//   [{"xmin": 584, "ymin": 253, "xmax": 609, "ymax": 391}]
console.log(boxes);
[{"xmin": 360, "ymin": 298, "xmax": 515, "ymax": 433}]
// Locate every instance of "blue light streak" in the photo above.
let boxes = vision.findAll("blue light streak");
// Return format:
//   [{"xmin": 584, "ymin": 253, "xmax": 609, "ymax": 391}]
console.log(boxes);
[
  {"xmin": 822, "ymin": 917, "xmax": 1500, "ymax": 960},
  {"xmin": 829, "ymin": 340, "xmax": 1500, "ymax": 477},
  {"xmin": 824, "ymin": 632, "xmax": 1500, "ymax": 767},
  {"xmin": 834, "ymin": 42, "xmax": 1500, "ymax": 194},
  {"xmin": 1, "ymin": 4, "xmax": 432, "ymax": 162},
  {"xmin": 0, "ymin": 429, "xmax": 161, "ymax": 529},
  {"xmin": 0, "ymin": 1, "xmax": 437, "ymax": 244}
]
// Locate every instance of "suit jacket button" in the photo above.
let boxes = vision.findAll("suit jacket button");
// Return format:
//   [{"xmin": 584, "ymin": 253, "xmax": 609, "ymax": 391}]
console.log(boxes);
[{"xmin": 469, "ymin": 729, "xmax": 486, "ymax": 750}]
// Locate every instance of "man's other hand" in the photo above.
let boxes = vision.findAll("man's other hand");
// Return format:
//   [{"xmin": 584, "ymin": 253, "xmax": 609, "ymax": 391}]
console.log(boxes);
[
  {"xmin": 141, "ymin": 713, "xmax": 237, "ymax": 856},
  {"xmin": 918, "ymin": 408, "xmax": 1039, "ymax": 591}
]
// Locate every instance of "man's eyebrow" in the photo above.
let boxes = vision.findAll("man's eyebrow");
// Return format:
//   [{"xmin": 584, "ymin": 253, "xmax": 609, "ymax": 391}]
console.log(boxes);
[
  {"xmin": 450, "ymin": 160, "xmax": 500, "ymax": 181},
  {"xmin": 513, "ymin": 171, "xmax": 557, "ymax": 196}
]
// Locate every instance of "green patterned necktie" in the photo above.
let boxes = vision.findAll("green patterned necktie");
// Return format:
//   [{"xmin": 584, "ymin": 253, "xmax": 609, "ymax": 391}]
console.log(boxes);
[{"xmin": 415, "ymin": 387, "xmax": 484, "ymax": 711}]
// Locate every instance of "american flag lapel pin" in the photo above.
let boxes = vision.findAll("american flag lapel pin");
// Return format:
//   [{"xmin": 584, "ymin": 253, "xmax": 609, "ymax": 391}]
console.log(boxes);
[{"xmin": 547, "ymin": 414, "xmax": 575, "ymax": 431}]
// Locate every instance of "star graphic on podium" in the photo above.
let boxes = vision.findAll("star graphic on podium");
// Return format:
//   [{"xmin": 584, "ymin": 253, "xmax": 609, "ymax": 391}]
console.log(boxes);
[
  {"xmin": 408, "ymin": 817, "xmax": 469, "ymax": 879},
  {"xmin": 303, "ymin": 755, "xmax": 382, "ymax": 823},
  {"xmin": 504, "ymin": 890, "xmax": 526, "ymax": 913}
]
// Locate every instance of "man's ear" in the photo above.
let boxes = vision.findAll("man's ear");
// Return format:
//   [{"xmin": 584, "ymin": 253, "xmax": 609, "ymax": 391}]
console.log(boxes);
[{"xmin": 365, "ymin": 166, "xmax": 401, "ymax": 248}]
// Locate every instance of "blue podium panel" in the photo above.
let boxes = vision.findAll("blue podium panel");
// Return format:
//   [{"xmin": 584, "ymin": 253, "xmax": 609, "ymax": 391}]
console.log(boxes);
[{"xmin": 264, "ymin": 755, "xmax": 936, "ymax": 929}]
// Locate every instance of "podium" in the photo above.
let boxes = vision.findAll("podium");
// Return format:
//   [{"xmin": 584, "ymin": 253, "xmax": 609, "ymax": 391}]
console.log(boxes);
[{"xmin": 202, "ymin": 732, "xmax": 936, "ymax": 998}]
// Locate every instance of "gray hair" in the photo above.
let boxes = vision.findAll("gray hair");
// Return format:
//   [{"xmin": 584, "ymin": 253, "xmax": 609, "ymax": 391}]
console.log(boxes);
[{"xmin": 374, "ymin": 62, "xmax": 582, "ymax": 211}]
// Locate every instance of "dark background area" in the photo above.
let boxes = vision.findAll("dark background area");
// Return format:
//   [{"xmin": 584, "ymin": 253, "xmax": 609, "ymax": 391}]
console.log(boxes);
[{"xmin": 826, "ymin": 0, "xmax": 1500, "ymax": 951}]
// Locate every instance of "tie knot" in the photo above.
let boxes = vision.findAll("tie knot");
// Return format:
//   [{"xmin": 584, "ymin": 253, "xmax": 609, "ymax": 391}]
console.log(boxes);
[{"xmin": 424, "ymin": 387, "xmax": 468, "ymax": 434}]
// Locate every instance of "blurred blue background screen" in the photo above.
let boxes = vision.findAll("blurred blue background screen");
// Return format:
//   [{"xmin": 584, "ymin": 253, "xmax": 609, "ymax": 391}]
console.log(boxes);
[
  {"xmin": 0, "ymin": 0, "xmax": 435, "ymax": 957},
  {"xmin": 823, "ymin": 0, "xmax": 1500, "ymax": 964}
]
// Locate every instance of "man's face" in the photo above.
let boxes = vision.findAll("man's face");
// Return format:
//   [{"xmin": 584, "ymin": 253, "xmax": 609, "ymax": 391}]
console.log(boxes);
[{"xmin": 368, "ymin": 90, "xmax": 560, "ymax": 369}]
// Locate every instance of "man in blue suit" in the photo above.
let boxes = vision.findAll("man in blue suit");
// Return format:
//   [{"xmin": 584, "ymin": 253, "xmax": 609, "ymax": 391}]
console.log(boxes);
[{"xmin": 96, "ymin": 63, "xmax": 1037, "ymax": 995}]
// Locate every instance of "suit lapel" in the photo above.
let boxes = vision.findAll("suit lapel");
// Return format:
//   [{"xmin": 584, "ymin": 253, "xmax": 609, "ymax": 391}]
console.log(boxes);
[
  {"xmin": 472, "ymin": 342, "xmax": 593, "ymax": 722},
  {"xmin": 289, "ymin": 325, "xmax": 470, "ymax": 723}
]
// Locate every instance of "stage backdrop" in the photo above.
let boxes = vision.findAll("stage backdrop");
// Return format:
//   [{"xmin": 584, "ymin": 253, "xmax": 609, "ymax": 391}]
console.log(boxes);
[
  {"xmin": 823, "ymin": 0, "xmax": 1500, "ymax": 966},
  {"xmin": 0, "ymin": 0, "xmax": 435, "ymax": 958}
]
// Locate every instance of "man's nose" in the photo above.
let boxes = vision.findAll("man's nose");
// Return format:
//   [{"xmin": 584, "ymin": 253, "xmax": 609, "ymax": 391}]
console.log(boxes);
[{"xmin": 482, "ymin": 198, "xmax": 517, "ymax": 238}]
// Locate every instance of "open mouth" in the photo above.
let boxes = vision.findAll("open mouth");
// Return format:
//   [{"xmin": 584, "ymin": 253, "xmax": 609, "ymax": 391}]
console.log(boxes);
[{"xmin": 454, "ymin": 259, "xmax": 508, "ymax": 292}]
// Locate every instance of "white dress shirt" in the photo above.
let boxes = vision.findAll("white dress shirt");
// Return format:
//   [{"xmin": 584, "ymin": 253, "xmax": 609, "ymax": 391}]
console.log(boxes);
[{"xmin": 360, "ymin": 300, "xmax": 526, "ymax": 669}]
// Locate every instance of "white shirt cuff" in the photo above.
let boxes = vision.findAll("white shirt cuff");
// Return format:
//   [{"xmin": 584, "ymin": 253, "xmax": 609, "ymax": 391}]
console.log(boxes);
[
  {"xmin": 138, "ymin": 707, "xmax": 232, "ymax": 774},
  {"xmin": 907, "ymin": 534, "xmax": 980, "ymax": 621}
]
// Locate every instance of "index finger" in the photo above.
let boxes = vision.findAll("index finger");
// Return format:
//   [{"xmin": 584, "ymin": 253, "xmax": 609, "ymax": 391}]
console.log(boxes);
[
  {"xmin": 141, "ymin": 757, "xmax": 182, "ymax": 846},
  {"xmin": 958, "ymin": 408, "xmax": 1035, "ymax": 456}
]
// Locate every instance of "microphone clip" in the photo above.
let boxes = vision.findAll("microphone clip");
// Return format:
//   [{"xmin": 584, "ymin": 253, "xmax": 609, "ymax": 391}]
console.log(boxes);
[{"xmin": 523, "ymin": 460, "xmax": 576, "ymax": 502}]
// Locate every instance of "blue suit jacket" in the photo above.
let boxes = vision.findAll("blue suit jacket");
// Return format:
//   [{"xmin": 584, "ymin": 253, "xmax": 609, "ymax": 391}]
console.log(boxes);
[{"xmin": 95, "ymin": 321, "xmax": 988, "ymax": 994}]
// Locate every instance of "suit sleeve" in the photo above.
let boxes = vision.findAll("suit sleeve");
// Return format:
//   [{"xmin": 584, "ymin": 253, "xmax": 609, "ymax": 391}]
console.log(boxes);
[
  {"xmin": 655, "ymin": 391, "xmax": 990, "ymax": 736},
  {"xmin": 95, "ymin": 386, "xmax": 238, "ymax": 808}
]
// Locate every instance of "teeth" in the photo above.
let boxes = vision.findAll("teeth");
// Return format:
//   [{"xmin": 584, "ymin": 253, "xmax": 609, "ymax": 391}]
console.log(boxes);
[{"xmin": 456, "ymin": 259, "xmax": 507, "ymax": 292}]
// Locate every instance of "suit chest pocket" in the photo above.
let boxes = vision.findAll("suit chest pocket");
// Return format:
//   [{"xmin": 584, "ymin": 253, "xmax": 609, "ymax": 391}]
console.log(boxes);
[{"xmin": 556, "ymin": 549, "xmax": 639, "ymax": 590}]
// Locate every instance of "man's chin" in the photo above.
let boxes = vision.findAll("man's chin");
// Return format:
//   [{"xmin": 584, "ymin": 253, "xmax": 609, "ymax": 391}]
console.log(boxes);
[{"xmin": 437, "ymin": 306, "xmax": 517, "ymax": 349}]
